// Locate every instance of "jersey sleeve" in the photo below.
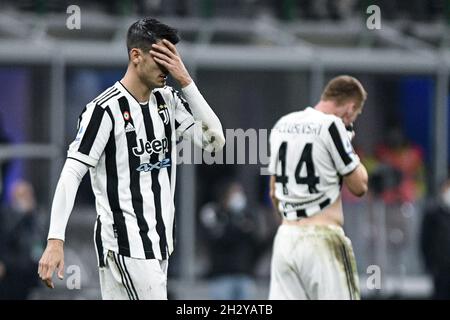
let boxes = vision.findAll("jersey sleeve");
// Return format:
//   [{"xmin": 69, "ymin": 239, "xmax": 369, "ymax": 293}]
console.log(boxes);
[
  {"xmin": 268, "ymin": 128, "xmax": 279, "ymax": 175},
  {"xmin": 171, "ymin": 88, "xmax": 196, "ymax": 139},
  {"xmin": 67, "ymin": 104, "xmax": 113, "ymax": 167},
  {"xmin": 326, "ymin": 119, "xmax": 360, "ymax": 176},
  {"xmin": 171, "ymin": 85, "xmax": 224, "ymax": 152}
]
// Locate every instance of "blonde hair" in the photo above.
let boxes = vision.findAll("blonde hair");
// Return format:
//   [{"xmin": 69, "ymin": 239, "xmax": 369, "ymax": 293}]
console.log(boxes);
[{"xmin": 321, "ymin": 75, "xmax": 367, "ymax": 109}]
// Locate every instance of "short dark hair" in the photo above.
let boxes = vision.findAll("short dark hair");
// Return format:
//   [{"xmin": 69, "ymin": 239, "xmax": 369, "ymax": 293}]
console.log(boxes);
[
  {"xmin": 321, "ymin": 75, "xmax": 367, "ymax": 109},
  {"xmin": 126, "ymin": 18, "xmax": 180, "ymax": 58}
]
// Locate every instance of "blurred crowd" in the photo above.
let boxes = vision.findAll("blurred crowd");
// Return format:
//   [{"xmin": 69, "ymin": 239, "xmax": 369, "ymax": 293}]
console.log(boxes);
[
  {"xmin": 1, "ymin": 0, "xmax": 448, "ymax": 22},
  {"xmin": 0, "ymin": 119, "xmax": 45, "ymax": 300},
  {"xmin": 421, "ymin": 179, "xmax": 450, "ymax": 299},
  {"xmin": 197, "ymin": 179, "xmax": 277, "ymax": 299},
  {"xmin": 2, "ymin": 108, "xmax": 450, "ymax": 299}
]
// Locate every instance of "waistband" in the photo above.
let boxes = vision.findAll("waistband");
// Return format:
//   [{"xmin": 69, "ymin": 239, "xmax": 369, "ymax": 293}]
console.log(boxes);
[{"xmin": 278, "ymin": 223, "xmax": 346, "ymax": 238}]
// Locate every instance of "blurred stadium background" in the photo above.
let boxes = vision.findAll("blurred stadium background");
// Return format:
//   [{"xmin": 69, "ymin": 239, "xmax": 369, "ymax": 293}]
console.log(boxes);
[{"xmin": 0, "ymin": 0, "xmax": 449, "ymax": 300}]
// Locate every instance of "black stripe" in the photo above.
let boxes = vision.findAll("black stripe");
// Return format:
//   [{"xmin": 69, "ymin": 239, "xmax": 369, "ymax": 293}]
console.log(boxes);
[
  {"xmin": 118, "ymin": 96, "xmax": 154, "ymax": 258},
  {"xmin": 296, "ymin": 209, "xmax": 307, "ymax": 218},
  {"xmin": 93, "ymin": 87, "xmax": 115, "ymax": 103},
  {"xmin": 118, "ymin": 81, "xmax": 146, "ymax": 105},
  {"xmin": 319, "ymin": 198, "xmax": 331, "ymax": 210},
  {"xmin": 77, "ymin": 106, "xmax": 87, "ymax": 130},
  {"xmin": 329, "ymin": 122, "xmax": 352, "ymax": 166},
  {"xmin": 104, "ymin": 107, "xmax": 130, "ymax": 256},
  {"xmin": 174, "ymin": 120, "xmax": 180, "ymax": 130},
  {"xmin": 154, "ymin": 91, "xmax": 173, "ymax": 185},
  {"xmin": 116, "ymin": 254, "xmax": 137, "ymax": 300},
  {"xmin": 141, "ymin": 103, "xmax": 168, "ymax": 259},
  {"xmin": 184, "ymin": 122, "xmax": 195, "ymax": 132},
  {"xmin": 78, "ymin": 104, "xmax": 105, "ymax": 156},
  {"xmin": 67, "ymin": 157, "xmax": 93, "ymax": 168},
  {"xmin": 97, "ymin": 88, "xmax": 119, "ymax": 105},
  {"xmin": 344, "ymin": 243, "xmax": 359, "ymax": 299},
  {"xmin": 112, "ymin": 252, "xmax": 133, "ymax": 300},
  {"xmin": 172, "ymin": 214, "xmax": 177, "ymax": 249},
  {"xmin": 120, "ymin": 255, "xmax": 139, "ymax": 300},
  {"xmin": 95, "ymin": 216, "xmax": 105, "ymax": 267},
  {"xmin": 98, "ymin": 91, "xmax": 121, "ymax": 107},
  {"xmin": 340, "ymin": 243, "xmax": 354, "ymax": 300},
  {"xmin": 173, "ymin": 88, "xmax": 192, "ymax": 115}
]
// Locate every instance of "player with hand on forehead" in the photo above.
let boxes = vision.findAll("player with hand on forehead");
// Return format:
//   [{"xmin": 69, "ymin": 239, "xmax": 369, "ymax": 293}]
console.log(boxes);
[{"xmin": 38, "ymin": 18, "xmax": 224, "ymax": 300}]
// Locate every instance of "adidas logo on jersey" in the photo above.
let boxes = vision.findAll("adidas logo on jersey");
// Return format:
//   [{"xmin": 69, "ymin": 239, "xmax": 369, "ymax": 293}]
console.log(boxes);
[{"xmin": 125, "ymin": 122, "xmax": 135, "ymax": 133}]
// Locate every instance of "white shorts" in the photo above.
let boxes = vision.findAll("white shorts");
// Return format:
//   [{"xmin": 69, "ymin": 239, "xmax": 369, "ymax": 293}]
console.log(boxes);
[
  {"xmin": 99, "ymin": 250, "xmax": 168, "ymax": 300},
  {"xmin": 269, "ymin": 224, "xmax": 360, "ymax": 300}
]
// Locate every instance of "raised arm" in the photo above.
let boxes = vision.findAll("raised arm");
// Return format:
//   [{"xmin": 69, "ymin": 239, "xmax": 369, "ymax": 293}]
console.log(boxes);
[
  {"xmin": 150, "ymin": 39, "xmax": 225, "ymax": 152},
  {"xmin": 343, "ymin": 163, "xmax": 368, "ymax": 197}
]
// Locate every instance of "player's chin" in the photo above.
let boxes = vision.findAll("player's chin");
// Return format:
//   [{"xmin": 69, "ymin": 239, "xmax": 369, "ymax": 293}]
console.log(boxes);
[{"xmin": 153, "ymin": 79, "xmax": 166, "ymax": 88}]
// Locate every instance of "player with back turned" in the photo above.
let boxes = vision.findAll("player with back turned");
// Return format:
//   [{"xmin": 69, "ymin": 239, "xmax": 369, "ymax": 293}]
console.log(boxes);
[{"xmin": 268, "ymin": 75, "xmax": 369, "ymax": 300}]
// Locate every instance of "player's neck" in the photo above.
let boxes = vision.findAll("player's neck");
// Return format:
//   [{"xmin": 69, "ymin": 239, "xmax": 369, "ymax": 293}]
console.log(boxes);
[
  {"xmin": 314, "ymin": 100, "xmax": 336, "ymax": 115},
  {"xmin": 120, "ymin": 70, "xmax": 152, "ymax": 104}
]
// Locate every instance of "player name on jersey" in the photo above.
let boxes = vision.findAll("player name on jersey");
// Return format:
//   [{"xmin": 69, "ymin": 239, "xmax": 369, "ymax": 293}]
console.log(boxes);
[
  {"xmin": 269, "ymin": 107, "xmax": 360, "ymax": 220},
  {"xmin": 273, "ymin": 122, "xmax": 323, "ymax": 135}
]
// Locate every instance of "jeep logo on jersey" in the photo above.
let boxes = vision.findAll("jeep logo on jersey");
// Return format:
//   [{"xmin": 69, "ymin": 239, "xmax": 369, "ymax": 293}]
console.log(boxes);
[
  {"xmin": 158, "ymin": 105, "xmax": 170, "ymax": 125},
  {"xmin": 132, "ymin": 138, "xmax": 168, "ymax": 156}
]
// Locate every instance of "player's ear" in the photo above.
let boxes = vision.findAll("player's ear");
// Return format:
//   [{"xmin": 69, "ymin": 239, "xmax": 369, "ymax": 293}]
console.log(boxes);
[{"xmin": 129, "ymin": 48, "xmax": 141, "ymax": 65}]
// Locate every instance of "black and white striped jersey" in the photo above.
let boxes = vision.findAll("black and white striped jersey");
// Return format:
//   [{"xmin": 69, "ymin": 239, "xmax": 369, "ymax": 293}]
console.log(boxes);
[
  {"xmin": 67, "ymin": 81, "xmax": 202, "ymax": 262},
  {"xmin": 268, "ymin": 107, "xmax": 360, "ymax": 220}
]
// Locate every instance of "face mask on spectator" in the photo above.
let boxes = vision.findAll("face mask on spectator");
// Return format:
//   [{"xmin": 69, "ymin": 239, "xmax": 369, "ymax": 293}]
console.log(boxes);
[
  {"xmin": 442, "ymin": 188, "xmax": 450, "ymax": 208},
  {"xmin": 227, "ymin": 192, "xmax": 247, "ymax": 213}
]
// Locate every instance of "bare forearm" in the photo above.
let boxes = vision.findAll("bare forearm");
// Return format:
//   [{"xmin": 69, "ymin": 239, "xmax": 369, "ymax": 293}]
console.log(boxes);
[{"xmin": 343, "ymin": 163, "xmax": 368, "ymax": 197}]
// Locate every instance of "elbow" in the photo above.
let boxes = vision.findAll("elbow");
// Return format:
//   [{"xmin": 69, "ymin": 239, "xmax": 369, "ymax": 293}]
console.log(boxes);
[
  {"xmin": 353, "ymin": 180, "xmax": 369, "ymax": 197},
  {"xmin": 354, "ymin": 184, "xmax": 368, "ymax": 197},
  {"xmin": 346, "ymin": 164, "xmax": 369, "ymax": 197}
]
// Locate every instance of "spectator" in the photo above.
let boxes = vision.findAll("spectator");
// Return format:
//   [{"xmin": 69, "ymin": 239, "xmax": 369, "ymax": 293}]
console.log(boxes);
[
  {"xmin": 375, "ymin": 125, "xmax": 425, "ymax": 204},
  {"xmin": 0, "ymin": 180, "xmax": 44, "ymax": 299},
  {"xmin": 199, "ymin": 180, "xmax": 260, "ymax": 300},
  {"xmin": 420, "ymin": 178, "xmax": 450, "ymax": 300},
  {"xmin": 373, "ymin": 125, "xmax": 425, "ymax": 275}
]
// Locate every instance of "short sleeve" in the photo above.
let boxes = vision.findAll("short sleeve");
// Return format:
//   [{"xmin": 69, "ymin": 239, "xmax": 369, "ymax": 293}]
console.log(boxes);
[
  {"xmin": 67, "ymin": 104, "xmax": 113, "ymax": 167},
  {"xmin": 326, "ymin": 119, "xmax": 360, "ymax": 176}
]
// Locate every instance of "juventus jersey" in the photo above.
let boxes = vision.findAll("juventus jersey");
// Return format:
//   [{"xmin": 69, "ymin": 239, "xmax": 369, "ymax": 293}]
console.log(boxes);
[
  {"xmin": 67, "ymin": 81, "xmax": 199, "ymax": 263},
  {"xmin": 268, "ymin": 107, "xmax": 360, "ymax": 220}
]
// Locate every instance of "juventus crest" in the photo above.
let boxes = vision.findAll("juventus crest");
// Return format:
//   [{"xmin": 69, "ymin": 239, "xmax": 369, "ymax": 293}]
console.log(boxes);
[{"xmin": 158, "ymin": 105, "xmax": 170, "ymax": 125}]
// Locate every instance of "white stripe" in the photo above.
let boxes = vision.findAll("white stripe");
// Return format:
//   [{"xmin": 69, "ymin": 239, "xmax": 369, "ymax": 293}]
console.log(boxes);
[
  {"xmin": 113, "ymin": 105, "xmax": 143, "ymax": 258},
  {"xmin": 80, "ymin": 83, "xmax": 181, "ymax": 259},
  {"xmin": 159, "ymin": 163, "xmax": 174, "ymax": 254}
]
